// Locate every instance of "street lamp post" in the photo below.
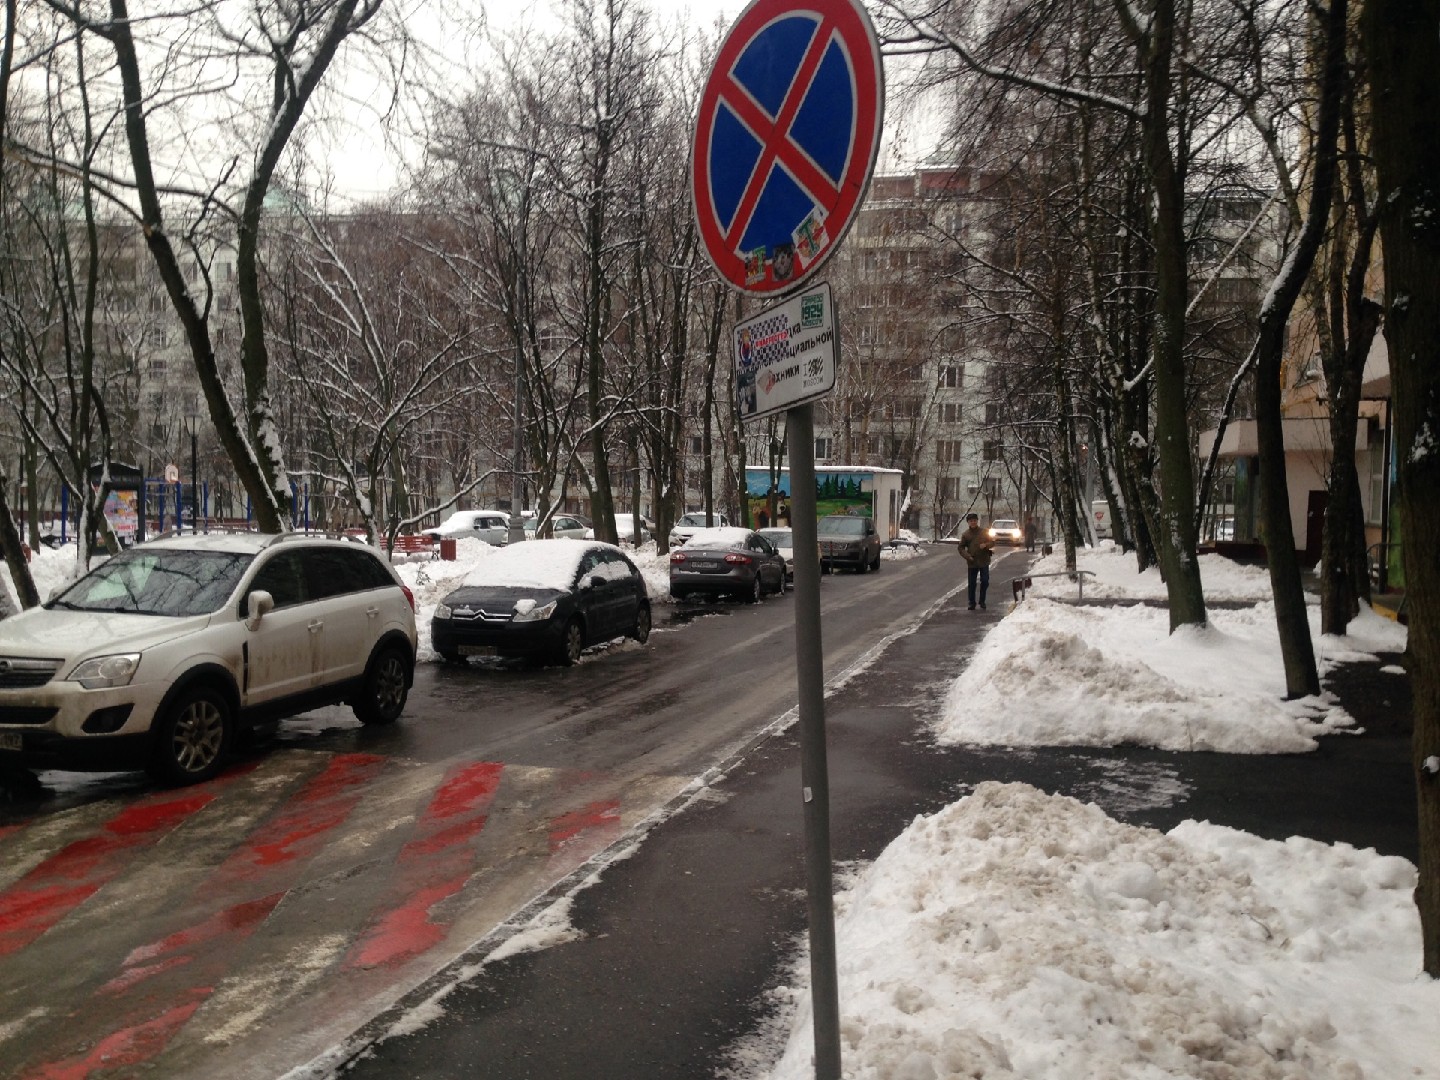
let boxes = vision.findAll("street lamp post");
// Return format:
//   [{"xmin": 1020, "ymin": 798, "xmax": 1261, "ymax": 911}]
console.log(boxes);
[{"xmin": 187, "ymin": 410, "xmax": 199, "ymax": 534}]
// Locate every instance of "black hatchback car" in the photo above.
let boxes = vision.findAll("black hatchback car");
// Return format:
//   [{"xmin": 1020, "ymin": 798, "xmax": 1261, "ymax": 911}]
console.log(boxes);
[{"xmin": 432, "ymin": 540, "xmax": 651, "ymax": 666}]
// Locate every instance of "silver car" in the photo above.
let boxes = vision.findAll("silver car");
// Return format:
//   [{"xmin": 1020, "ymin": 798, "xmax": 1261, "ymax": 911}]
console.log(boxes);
[{"xmin": 425, "ymin": 510, "xmax": 510, "ymax": 546}]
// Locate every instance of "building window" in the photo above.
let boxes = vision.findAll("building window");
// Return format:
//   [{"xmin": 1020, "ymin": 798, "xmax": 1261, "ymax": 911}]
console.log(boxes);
[
  {"xmin": 984, "ymin": 403, "xmax": 1000, "ymax": 425},
  {"xmin": 939, "ymin": 365, "xmax": 963, "ymax": 389},
  {"xmin": 688, "ymin": 436, "xmax": 704, "ymax": 455},
  {"xmin": 815, "ymin": 437, "xmax": 833, "ymax": 460},
  {"xmin": 936, "ymin": 440, "xmax": 963, "ymax": 464},
  {"xmin": 940, "ymin": 402, "xmax": 962, "ymax": 424},
  {"xmin": 982, "ymin": 440, "xmax": 1002, "ymax": 462},
  {"xmin": 939, "ymin": 477, "xmax": 963, "ymax": 500}
]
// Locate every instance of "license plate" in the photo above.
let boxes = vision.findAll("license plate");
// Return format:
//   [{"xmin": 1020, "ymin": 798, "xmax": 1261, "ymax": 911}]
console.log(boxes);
[
  {"xmin": 458, "ymin": 644, "xmax": 497, "ymax": 657},
  {"xmin": 0, "ymin": 732, "xmax": 21, "ymax": 752},
  {"xmin": 690, "ymin": 560, "xmax": 718, "ymax": 569}
]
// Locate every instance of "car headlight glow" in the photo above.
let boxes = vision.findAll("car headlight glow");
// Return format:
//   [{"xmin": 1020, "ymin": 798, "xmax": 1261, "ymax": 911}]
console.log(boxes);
[
  {"xmin": 512, "ymin": 598, "xmax": 558, "ymax": 623},
  {"xmin": 68, "ymin": 653, "xmax": 142, "ymax": 689},
  {"xmin": 435, "ymin": 602, "xmax": 452, "ymax": 620}
]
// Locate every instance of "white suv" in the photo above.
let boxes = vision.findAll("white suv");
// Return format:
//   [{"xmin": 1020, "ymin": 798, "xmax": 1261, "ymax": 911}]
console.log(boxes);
[
  {"xmin": 0, "ymin": 533, "xmax": 418, "ymax": 785},
  {"xmin": 424, "ymin": 510, "xmax": 510, "ymax": 546}
]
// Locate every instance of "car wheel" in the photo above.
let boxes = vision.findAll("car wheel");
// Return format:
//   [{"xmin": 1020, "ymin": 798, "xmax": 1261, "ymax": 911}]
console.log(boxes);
[
  {"xmin": 353, "ymin": 645, "xmax": 411, "ymax": 725},
  {"xmin": 748, "ymin": 574, "xmax": 763, "ymax": 603},
  {"xmin": 856, "ymin": 554, "xmax": 868, "ymax": 574},
  {"xmin": 631, "ymin": 603, "xmax": 652, "ymax": 643},
  {"xmin": 555, "ymin": 618, "xmax": 585, "ymax": 666},
  {"xmin": 148, "ymin": 685, "xmax": 231, "ymax": 786},
  {"xmin": 871, "ymin": 549, "xmax": 882, "ymax": 572}
]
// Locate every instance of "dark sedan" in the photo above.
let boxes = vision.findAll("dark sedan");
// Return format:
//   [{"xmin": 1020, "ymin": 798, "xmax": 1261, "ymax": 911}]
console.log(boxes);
[
  {"xmin": 669, "ymin": 527, "xmax": 787, "ymax": 602},
  {"xmin": 432, "ymin": 540, "xmax": 651, "ymax": 666}
]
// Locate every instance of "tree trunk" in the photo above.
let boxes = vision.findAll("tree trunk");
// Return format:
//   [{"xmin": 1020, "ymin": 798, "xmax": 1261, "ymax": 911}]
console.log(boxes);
[
  {"xmin": 1253, "ymin": 0, "xmax": 1347, "ymax": 699},
  {"xmin": 1138, "ymin": 0, "xmax": 1206, "ymax": 630},
  {"xmin": 1320, "ymin": 298, "xmax": 1381, "ymax": 633},
  {"xmin": 0, "ymin": 477, "xmax": 38, "ymax": 609},
  {"xmin": 1363, "ymin": 0, "xmax": 1440, "ymax": 977}
]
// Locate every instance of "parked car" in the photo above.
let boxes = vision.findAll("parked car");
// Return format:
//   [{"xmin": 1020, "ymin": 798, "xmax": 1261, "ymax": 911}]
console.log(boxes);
[
  {"xmin": 670, "ymin": 527, "xmax": 787, "ymax": 602},
  {"xmin": 817, "ymin": 514, "xmax": 882, "ymax": 573},
  {"xmin": 584, "ymin": 512, "xmax": 654, "ymax": 546},
  {"xmin": 668, "ymin": 511, "xmax": 731, "ymax": 550},
  {"xmin": 988, "ymin": 518, "xmax": 1023, "ymax": 545},
  {"xmin": 425, "ymin": 510, "xmax": 510, "ymax": 546},
  {"xmin": 524, "ymin": 513, "xmax": 589, "ymax": 540},
  {"xmin": 432, "ymin": 539, "xmax": 651, "ymax": 666},
  {"xmin": 757, "ymin": 527, "xmax": 798, "ymax": 582},
  {"xmin": 0, "ymin": 533, "xmax": 417, "ymax": 785}
]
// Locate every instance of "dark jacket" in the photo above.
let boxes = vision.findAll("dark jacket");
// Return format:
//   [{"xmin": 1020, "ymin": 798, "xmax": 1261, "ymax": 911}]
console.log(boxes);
[{"xmin": 958, "ymin": 525, "xmax": 995, "ymax": 567}]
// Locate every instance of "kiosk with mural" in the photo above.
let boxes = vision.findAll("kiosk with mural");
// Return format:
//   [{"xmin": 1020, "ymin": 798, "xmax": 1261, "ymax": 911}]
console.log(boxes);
[{"xmin": 745, "ymin": 465, "xmax": 903, "ymax": 540}]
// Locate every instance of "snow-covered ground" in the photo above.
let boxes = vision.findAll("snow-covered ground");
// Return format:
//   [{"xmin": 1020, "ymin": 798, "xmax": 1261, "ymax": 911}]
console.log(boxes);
[{"xmin": 759, "ymin": 542, "xmax": 1433, "ymax": 1080}]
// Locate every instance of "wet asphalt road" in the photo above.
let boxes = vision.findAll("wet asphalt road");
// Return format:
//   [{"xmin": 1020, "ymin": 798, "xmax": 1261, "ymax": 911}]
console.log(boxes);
[{"xmin": 326, "ymin": 564, "xmax": 1415, "ymax": 1080}]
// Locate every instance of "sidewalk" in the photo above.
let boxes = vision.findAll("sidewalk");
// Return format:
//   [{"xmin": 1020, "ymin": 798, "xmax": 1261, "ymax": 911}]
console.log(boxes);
[{"xmin": 328, "ymin": 588, "xmax": 1415, "ymax": 1079}]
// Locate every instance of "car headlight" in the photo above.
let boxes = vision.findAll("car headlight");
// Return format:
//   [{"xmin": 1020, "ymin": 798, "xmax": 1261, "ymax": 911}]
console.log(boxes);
[
  {"xmin": 512, "ymin": 598, "xmax": 558, "ymax": 623},
  {"xmin": 68, "ymin": 653, "xmax": 142, "ymax": 689},
  {"xmin": 435, "ymin": 602, "xmax": 452, "ymax": 620}
]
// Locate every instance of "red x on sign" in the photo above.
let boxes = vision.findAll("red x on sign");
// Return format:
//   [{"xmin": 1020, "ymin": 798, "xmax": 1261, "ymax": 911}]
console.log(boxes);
[{"xmin": 691, "ymin": 0, "xmax": 884, "ymax": 296}]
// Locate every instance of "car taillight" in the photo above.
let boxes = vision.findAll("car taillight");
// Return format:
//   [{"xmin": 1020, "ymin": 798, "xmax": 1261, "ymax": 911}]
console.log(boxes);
[
  {"xmin": 724, "ymin": 553, "xmax": 752, "ymax": 565},
  {"xmin": 401, "ymin": 585, "xmax": 416, "ymax": 611},
  {"xmin": 670, "ymin": 552, "xmax": 687, "ymax": 564}
]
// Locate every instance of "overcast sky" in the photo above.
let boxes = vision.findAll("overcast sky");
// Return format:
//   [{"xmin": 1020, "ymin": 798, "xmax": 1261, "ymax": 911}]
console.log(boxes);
[{"xmin": 322, "ymin": 0, "xmax": 937, "ymax": 204}]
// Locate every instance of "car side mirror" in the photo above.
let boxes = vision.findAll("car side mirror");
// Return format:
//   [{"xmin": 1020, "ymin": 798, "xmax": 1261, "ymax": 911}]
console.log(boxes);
[
  {"xmin": 588, "ymin": 574, "xmax": 605, "ymax": 590},
  {"xmin": 245, "ymin": 589, "xmax": 274, "ymax": 630}
]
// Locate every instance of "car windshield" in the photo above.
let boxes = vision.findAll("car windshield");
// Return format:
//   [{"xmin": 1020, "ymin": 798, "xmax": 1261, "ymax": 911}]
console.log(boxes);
[
  {"xmin": 758, "ymin": 529, "xmax": 793, "ymax": 547},
  {"xmin": 49, "ymin": 549, "xmax": 254, "ymax": 616},
  {"xmin": 678, "ymin": 513, "xmax": 719, "ymax": 527},
  {"xmin": 993, "ymin": 520, "xmax": 1018, "ymax": 529},
  {"xmin": 819, "ymin": 517, "xmax": 867, "ymax": 537}
]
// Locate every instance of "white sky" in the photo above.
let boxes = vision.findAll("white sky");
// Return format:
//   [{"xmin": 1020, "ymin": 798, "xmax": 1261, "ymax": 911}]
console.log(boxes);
[
  {"xmin": 324, "ymin": 0, "xmax": 934, "ymax": 203},
  {"xmin": 13, "ymin": 540, "xmax": 1422, "ymax": 1079}
]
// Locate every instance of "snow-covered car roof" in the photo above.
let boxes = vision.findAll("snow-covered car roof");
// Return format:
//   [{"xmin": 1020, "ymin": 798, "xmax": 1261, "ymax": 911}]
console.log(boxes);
[
  {"xmin": 682, "ymin": 527, "xmax": 753, "ymax": 549},
  {"xmin": 459, "ymin": 538, "xmax": 617, "ymax": 590}
]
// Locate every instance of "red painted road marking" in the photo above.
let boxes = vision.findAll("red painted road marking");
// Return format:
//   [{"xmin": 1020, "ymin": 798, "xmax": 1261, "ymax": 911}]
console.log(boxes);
[
  {"xmin": 198, "ymin": 753, "xmax": 386, "ymax": 901},
  {"xmin": 99, "ymin": 892, "xmax": 285, "ymax": 995},
  {"xmin": 20, "ymin": 990, "xmax": 209, "ymax": 1080},
  {"xmin": 549, "ymin": 800, "xmax": 622, "ymax": 852},
  {"xmin": 347, "ymin": 760, "xmax": 504, "ymax": 969},
  {"xmin": 0, "ymin": 793, "xmax": 214, "ymax": 957}
]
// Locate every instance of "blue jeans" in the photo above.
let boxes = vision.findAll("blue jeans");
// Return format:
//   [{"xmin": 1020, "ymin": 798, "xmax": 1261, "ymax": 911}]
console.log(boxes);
[{"xmin": 968, "ymin": 564, "xmax": 989, "ymax": 607}]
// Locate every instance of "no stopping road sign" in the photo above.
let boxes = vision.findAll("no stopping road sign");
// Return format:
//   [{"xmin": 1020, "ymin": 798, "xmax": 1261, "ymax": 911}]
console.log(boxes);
[{"xmin": 691, "ymin": 0, "xmax": 884, "ymax": 296}]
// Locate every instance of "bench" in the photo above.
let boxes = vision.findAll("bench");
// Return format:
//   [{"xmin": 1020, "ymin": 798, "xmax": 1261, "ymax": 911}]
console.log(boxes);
[
  {"xmin": 389, "ymin": 533, "xmax": 437, "ymax": 559},
  {"xmin": 1012, "ymin": 570, "xmax": 1096, "ymax": 602}
]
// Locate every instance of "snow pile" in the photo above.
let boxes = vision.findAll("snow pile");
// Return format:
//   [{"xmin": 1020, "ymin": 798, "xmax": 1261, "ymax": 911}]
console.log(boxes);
[
  {"xmin": 0, "ymin": 541, "xmax": 88, "ymax": 609},
  {"xmin": 765, "ymin": 782, "xmax": 1437, "ymax": 1080},
  {"xmin": 936, "ymin": 598, "xmax": 1406, "ymax": 753},
  {"xmin": 1025, "ymin": 542, "xmax": 1274, "ymax": 602}
]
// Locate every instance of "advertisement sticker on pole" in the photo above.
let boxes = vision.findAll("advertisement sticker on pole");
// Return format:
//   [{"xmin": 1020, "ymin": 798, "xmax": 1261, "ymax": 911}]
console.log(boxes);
[{"xmin": 734, "ymin": 280, "xmax": 838, "ymax": 424}]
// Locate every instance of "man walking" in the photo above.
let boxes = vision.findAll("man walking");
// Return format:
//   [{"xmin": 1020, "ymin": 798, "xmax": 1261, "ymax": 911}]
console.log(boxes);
[
  {"xmin": 1024, "ymin": 516, "xmax": 1038, "ymax": 552},
  {"xmin": 958, "ymin": 512, "xmax": 995, "ymax": 610}
]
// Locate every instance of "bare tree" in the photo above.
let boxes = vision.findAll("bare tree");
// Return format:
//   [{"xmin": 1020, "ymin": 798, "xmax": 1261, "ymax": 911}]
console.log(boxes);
[
  {"xmin": 271, "ymin": 206, "xmax": 504, "ymax": 547},
  {"xmin": 1362, "ymin": 0, "xmax": 1440, "ymax": 978},
  {"xmin": 26, "ymin": 0, "xmax": 401, "ymax": 533}
]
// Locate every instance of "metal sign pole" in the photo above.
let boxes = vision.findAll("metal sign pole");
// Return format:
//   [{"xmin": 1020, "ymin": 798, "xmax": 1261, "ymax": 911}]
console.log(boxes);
[{"xmin": 786, "ymin": 401, "xmax": 841, "ymax": 1079}]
